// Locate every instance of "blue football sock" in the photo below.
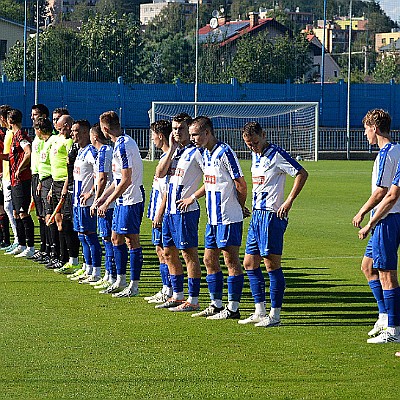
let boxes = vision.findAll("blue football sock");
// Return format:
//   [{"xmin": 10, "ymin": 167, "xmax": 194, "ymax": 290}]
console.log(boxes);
[
  {"xmin": 206, "ymin": 271, "xmax": 224, "ymax": 301},
  {"xmin": 113, "ymin": 243, "xmax": 128, "ymax": 275},
  {"xmin": 129, "ymin": 247, "xmax": 143, "ymax": 281},
  {"xmin": 85, "ymin": 233, "xmax": 102, "ymax": 269},
  {"xmin": 227, "ymin": 274, "xmax": 244, "ymax": 302},
  {"xmin": 160, "ymin": 263, "xmax": 171, "ymax": 287},
  {"xmin": 268, "ymin": 268, "xmax": 286, "ymax": 308},
  {"xmin": 246, "ymin": 268, "xmax": 266, "ymax": 304},
  {"xmin": 78, "ymin": 233, "xmax": 92, "ymax": 265},
  {"xmin": 170, "ymin": 274, "xmax": 184, "ymax": 294},
  {"xmin": 383, "ymin": 287, "xmax": 400, "ymax": 327},
  {"xmin": 188, "ymin": 277, "xmax": 201, "ymax": 297},
  {"xmin": 368, "ymin": 279, "xmax": 387, "ymax": 314}
]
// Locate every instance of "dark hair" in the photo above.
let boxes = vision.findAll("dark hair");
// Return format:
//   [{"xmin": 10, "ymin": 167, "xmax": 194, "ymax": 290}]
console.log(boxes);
[
  {"xmin": 172, "ymin": 112, "xmax": 192, "ymax": 125},
  {"xmin": 362, "ymin": 109, "xmax": 391, "ymax": 134},
  {"xmin": 242, "ymin": 121, "xmax": 263, "ymax": 138},
  {"xmin": 100, "ymin": 111, "xmax": 120, "ymax": 132},
  {"xmin": 7, "ymin": 109, "xmax": 23, "ymax": 124},
  {"xmin": 90, "ymin": 123, "xmax": 107, "ymax": 143},
  {"xmin": 73, "ymin": 119, "xmax": 91, "ymax": 134},
  {"xmin": 0, "ymin": 104, "xmax": 12, "ymax": 120},
  {"xmin": 190, "ymin": 116, "xmax": 214, "ymax": 135},
  {"xmin": 31, "ymin": 104, "xmax": 49, "ymax": 118},
  {"xmin": 150, "ymin": 119, "xmax": 172, "ymax": 140},
  {"xmin": 52, "ymin": 107, "xmax": 69, "ymax": 116},
  {"xmin": 33, "ymin": 117, "xmax": 53, "ymax": 135}
]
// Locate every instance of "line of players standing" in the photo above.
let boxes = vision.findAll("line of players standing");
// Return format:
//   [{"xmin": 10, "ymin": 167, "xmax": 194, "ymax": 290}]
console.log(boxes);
[{"xmin": 0, "ymin": 103, "xmax": 310, "ymax": 327}]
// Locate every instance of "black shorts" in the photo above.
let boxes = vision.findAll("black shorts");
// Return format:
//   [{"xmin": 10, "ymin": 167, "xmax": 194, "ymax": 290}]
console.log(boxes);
[
  {"xmin": 52, "ymin": 180, "xmax": 72, "ymax": 220},
  {"xmin": 40, "ymin": 176, "xmax": 54, "ymax": 216},
  {"xmin": 0, "ymin": 188, "xmax": 4, "ymax": 206},
  {"xmin": 11, "ymin": 180, "xmax": 31, "ymax": 214},
  {"xmin": 31, "ymin": 174, "xmax": 44, "ymax": 217}
]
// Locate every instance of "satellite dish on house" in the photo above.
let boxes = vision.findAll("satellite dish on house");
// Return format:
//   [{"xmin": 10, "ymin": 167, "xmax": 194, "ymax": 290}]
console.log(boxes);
[
  {"xmin": 210, "ymin": 17, "xmax": 218, "ymax": 29},
  {"xmin": 212, "ymin": 10, "xmax": 219, "ymax": 18}
]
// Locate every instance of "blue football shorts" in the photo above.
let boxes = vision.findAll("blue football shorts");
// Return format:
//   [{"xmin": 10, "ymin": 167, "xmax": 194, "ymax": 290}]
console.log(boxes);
[
  {"xmin": 73, "ymin": 205, "xmax": 97, "ymax": 233},
  {"xmin": 245, "ymin": 210, "xmax": 288, "ymax": 257},
  {"xmin": 205, "ymin": 221, "xmax": 243, "ymax": 249},
  {"xmin": 112, "ymin": 202, "xmax": 144, "ymax": 235}
]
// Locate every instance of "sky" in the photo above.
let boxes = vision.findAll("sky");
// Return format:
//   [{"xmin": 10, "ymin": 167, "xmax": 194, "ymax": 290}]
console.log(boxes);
[{"xmin": 379, "ymin": 0, "xmax": 400, "ymax": 23}]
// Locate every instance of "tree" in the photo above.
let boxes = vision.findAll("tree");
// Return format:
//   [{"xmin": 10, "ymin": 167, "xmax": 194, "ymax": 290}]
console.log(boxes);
[
  {"xmin": 0, "ymin": 0, "xmax": 24, "ymax": 23},
  {"xmin": 227, "ymin": 31, "xmax": 312, "ymax": 83},
  {"xmin": 373, "ymin": 54, "xmax": 400, "ymax": 83}
]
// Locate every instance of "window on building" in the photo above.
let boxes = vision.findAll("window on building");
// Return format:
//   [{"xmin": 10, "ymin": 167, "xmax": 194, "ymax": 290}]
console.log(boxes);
[
  {"xmin": 334, "ymin": 70, "xmax": 338, "ymax": 78},
  {"xmin": 382, "ymin": 38, "xmax": 386, "ymax": 45},
  {"xmin": 390, "ymin": 38, "xmax": 394, "ymax": 43},
  {"xmin": 0, "ymin": 40, "xmax": 6, "ymax": 61}
]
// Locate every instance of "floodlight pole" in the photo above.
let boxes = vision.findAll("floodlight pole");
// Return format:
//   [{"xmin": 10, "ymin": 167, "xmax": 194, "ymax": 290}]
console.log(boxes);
[
  {"xmin": 34, "ymin": 0, "xmax": 39, "ymax": 104},
  {"xmin": 320, "ymin": 0, "xmax": 327, "ymax": 118},
  {"xmin": 194, "ymin": 0, "xmax": 199, "ymax": 117},
  {"xmin": 346, "ymin": 0, "xmax": 353, "ymax": 160}
]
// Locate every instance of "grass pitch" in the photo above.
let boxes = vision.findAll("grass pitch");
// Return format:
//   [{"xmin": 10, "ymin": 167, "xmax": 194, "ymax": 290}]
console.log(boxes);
[{"xmin": 0, "ymin": 160, "xmax": 399, "ymax": 400}]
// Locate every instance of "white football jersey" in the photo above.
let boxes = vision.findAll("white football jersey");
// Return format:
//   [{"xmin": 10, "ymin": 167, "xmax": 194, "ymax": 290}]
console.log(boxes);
[
  {"xmin": 147, "ymin": 152, "xmax": 170, "ymax": 220},
  {"xmin": 251, "ymin": 144, "xmax": 302, "ymax": 212},
  {"xmin": 95, "ymin": 144, "xmax": 115, "ymax": 209},
  {"xmin": 112, "ymin": 134, "xmax": 143, "ymax": 206},
  {"xmin": 166, "ymin": 143, "xmax": 203, "ymax": 215},
  {"xmin": 373, "ymin": 142, "xmax": 400, "ymax": 214},
  {"xmin": 73, "ymin": 144, "xmax": 97, "ymax": 207},
  {"xmin": 203, "ymin": 141, "xmax": 244, "ymax": 225}
]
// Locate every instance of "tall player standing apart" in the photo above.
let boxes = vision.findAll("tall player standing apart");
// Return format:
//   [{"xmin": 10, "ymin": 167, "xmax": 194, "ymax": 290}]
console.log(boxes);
[
  {"xmin": 187, "ymin": 116, "xmax": 248, "ymax": 320},
  {"xmin": 240, "ymin": 122, "xmax": 308, "ymax": 327},
  {"xmin": 154, "ymin": 113, "xmax": 203, "ymax": 312},
  {"xmin": 356, "ymin": 110, "xmax": 400, "ymax": 344},
  {"xmin": 89, "ymin": 124, "xmax": 117, "ymax": 291},
  {"xmin": 70, "ymin": 120, "xmax": 102, "ymax": 283},
  {"xmin": 97, "ymin": 111, "xmax": 144, "ymax": 297},
  {"xmin": 144, "ymin": 120, "xmax": 173, "ymax": 304}
]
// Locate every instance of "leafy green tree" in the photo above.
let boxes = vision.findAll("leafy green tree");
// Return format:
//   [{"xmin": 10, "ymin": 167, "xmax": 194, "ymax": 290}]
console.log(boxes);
[
  {"xmin": 0, "ymin": 0, "xmax": 24, "ymax": 23},
  {"xmin": 373, "ymin": 54, "xmax": 400, "ymax": 82}
]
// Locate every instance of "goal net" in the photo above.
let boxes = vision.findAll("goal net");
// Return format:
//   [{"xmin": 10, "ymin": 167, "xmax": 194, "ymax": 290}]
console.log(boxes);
[{"xmin": 149, "ymin": 101, "xmax": 319, "ymax": 161}]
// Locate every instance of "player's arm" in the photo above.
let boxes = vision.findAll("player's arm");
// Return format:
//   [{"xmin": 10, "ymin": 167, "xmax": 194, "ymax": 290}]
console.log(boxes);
[
  {"xmin": 155, "ymin": 136, "xmax": 178, "ymax": 178},
  {"xmin": 176, "ymin": 185, "xmax": 206, "ymax": 212},
  {"xmin": 153, "ymin": 192, "xmax": 167, "ymax": 228},
  {"xmin": 95, "ymin": 171, "xmax": 107, "ymax": 200},
  {"xmin": 277, "ymin": 168, "xmax": 308, "ymax": 219},
  {"xmin": 234, "ymin": 176, "xmax": 247, "ymax": 209},
  {"xmin": 0, "ymin": 153, "xmax": 9, "ymax": 161},
  {"xmin": 352, "ymin": 186, "xmax": 388, "ymax": 228},
  {"xmin": 16, "ymin": 143, "xmax": 31, "ymax": 179},
  {"xmin": 358, "ymin": 183, "xmax": 400, "ymax": 239}
]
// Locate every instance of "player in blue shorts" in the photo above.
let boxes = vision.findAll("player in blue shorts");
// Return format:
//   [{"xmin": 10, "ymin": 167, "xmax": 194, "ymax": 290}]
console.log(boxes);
[
  {"xmin": 356, "ymin": 110, "xmax": 400, "ymax": 344},
  {"xmin": 70, "ymin": 120, "xmax": 102, "ymax": 283},
  {"xmin": 239, "ymin": 121, "xmax": 308, "ymax": 327},
  {"xmin": 96, "ymin": 111, "xmax": 144, "ymax": 297},
  {"xmin": 187, "ymin": 116, "xmax": 248, "ymax": 320},
  {"xmin": 89, "ymin": 124, "xmax": 117, "ymax": 290},
  {"xmin": 154, "ymin": 113, "xmax": 203, "ymax": 312},
  {"xmin": 144, "ymin": 120, "xmax": 173, "ymax": 304}
]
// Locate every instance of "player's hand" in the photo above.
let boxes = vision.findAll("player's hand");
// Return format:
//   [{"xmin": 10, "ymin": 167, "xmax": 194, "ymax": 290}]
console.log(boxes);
[
  {"xmin": 176, "ymin": 197, "xmax": 194, "ymax": 212},
  {"xmin": 358, "ymin": 224, "xmax": 371, "ymax": 240},
  {"xmin": 242, "ymin": 206, "xmax": 251, "ymax": 218},
  {"xmin": 97, "ymin": 201, "xmax": 109, "ymax": 218},
  {"xmin": 352, "ymin": 213, "xmax": 364, "ymax": 228},
  {"xmin": 152, "ymin": 212, "xmax": 163, "ymax": 228},
  {"xmin": 79, "ymin": 192, "xmax": 91, "ymax": 206},
  {"xmin": 277, "ymin": 201, "xmax": 291, "ymax": 219},
  {"xmin": 90, "ymin": 204, "xmax": 96, "ymax": 217}
]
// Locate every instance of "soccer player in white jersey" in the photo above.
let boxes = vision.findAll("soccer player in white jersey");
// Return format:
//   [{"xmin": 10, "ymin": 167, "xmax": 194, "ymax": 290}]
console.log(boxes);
[
  {"xmin": 89, "ymin": 124, "xmax": 117, "ymax": 290},
  {"xmin": 154, "ymin": 113, "xmax": 203, "ymax": 312},
  {"xmin": 240, "ymin": 121, "xmax": 308, "ymax": 327},
  {"xmin": 187, "ymin": 116, "xmax": 248, "ymax": 320},
  {"xmin": 71, "ymin": 120, "xmax": 102, "ymax": 283},
  {"xmin": 354, "ymin": 109, "xmax": 400, "ymax": 344},
  {"xmin": 96, "ymin": 111, "xmax": 144, "ymax": 297},
  {"xmin": 144, "ymin": 119, "xmax": 173, "ymax": 304}
]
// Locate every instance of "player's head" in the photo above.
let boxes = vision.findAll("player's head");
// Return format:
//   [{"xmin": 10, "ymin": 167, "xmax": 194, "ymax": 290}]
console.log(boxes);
[
  {"xmin": 150, "ymin": 119, "xmax": 172, "ymax": 149},
  {"xmin": 31, "ymin": 104, "xmax": 49, "ymax": 121},
  {"xmin": 0, "ymin": 104, "xmax": 12, "ymax": 128},
  {"xmin": 33, "ymin": 117, "xmax": 53, "ymax": 139},
  {"xmin": 242, "ymin": 121, "xmax": 267, "ymax": 154},
  {"xmin": 90, "ymin": 123, "xmax": 107, "ymax": 146},
  {"xmin": 100, "ymin": 111, "xmax": 120, "ymax": 140},
  {"xmin": 71, "ymin": 119, "xmax": 91, "ymax": 147},
  {"xmin": 52, "ymin": 107, "xmax": 69, "ymax": 126},
  {"xmin": 7, "ymin": 108, "xmax": 23, "ymax": 126},
  {"xmin": 362, "ymin": 109, "xmax": 391, "ymax": 145},
  {"xmin": 172, "ymin": 112, "xmax": 192, "ymax": 145},
  {"xmin": 55, "ymin": 114, "xmax": 73, "ymax": 138},
  {"xmin": 189, "ymin": 116, "xmax": 214, "ymax": 148}
]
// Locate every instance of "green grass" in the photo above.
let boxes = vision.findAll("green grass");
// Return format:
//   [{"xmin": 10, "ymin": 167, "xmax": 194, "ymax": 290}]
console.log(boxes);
[{"xmin": 0, "ymin": 160, "xmax": 399, "ymax": 400}]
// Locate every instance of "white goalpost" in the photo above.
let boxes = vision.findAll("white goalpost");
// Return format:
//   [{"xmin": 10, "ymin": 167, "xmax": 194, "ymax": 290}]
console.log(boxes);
[{"xmin": 149, "ymin": 101, "xmax": 319, "ymax": 161}]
